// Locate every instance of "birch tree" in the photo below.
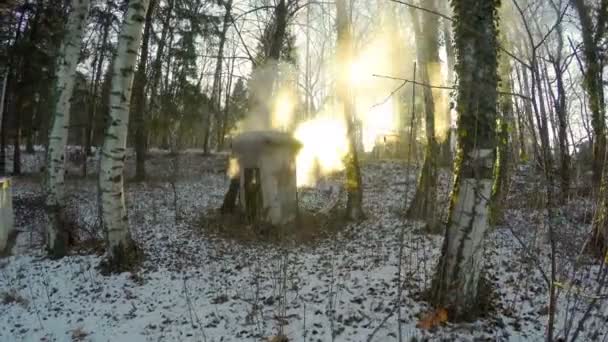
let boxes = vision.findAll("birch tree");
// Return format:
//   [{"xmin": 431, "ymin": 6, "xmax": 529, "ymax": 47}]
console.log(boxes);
[
  {"xmin": 431, "ymin": 0, "xmax": 499, "ymax": 318},
  {"xmin": 100, "ymin": 0, "xmax": 150, "ymax": 270},
  {"xmin": 45, "ymin": 0, "xmax": 90, "ymax": 258}
]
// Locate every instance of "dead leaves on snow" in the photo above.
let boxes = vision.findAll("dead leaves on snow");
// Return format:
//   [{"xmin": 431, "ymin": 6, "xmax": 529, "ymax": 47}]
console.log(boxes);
[{"xmin": 416, "ymin": 308, "xmax": 448, "ymax": 330}]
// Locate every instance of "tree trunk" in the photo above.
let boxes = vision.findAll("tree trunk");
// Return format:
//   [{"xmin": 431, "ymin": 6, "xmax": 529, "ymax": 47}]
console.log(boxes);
[
  {"xmin": 304, "ymin": 3, "xmax": 312, "ymax": 118},
  {"xmin": 85, "ymin": 2, "xmax": 111, "ymax": 158},
  {"xmin": 516, "ymin": 64, "xmax": 540, "ymax": 163},
  {"xmin": 131, "ymin": 0, "xmax": 157, "ymax": 181},
  {"xmin": 100, "ymin": 0, "xmax": 150, "ymax": 271},
  {"xmin": 0, "ymin": 90, "xmax": 7, "ymax": 176},
  {"xmin": 0, "ymin": 73, "xmax": 10, "ymax": 175},
  {"xmin": 336, "ymin": 0, "xmax": 364, "ymax": 221},
  {"xmin": 45, "ymin": 0, "xmax": 90, "ymax": 258},
  {"xmin": 406, "ymin": 2, "xmax": 439, "ymax": 233},
  {"xmin": 24, "ymin": 100, "xmax": 36, "ymax": 154},
  {"xmin": 18, "ymin": 3, "xmax": 42, "ymax": 159},
  {"xmin": 491, "ymin": 38, "xmax": 512, "ymax": 225},
  {"xmin": 549, "ymin": 29, "xmax": 570, "ymax": 203},
  {"xmin": 0, "ymin": 74, "xmax": 7, "ymax": 160},
  {"xmin": 12, "ymin": 108, "xmax": 20, "ymax": 175},
  {"xmin": 572, "ymin": 0, "xmax": 607, "ymax": 187},
  {"xmin": 541, "ymin": 62, "xmax": 560, "ymax": 153},
  {"xmin": 511, "ymin": 75, "xmax": 527, "ymax": 162},
  {"xmin": 1, "ymin": 9, "xmax": 26, "ymax": 176},
  {"xmin": 13, "ymin": 7, "xmax": 42, "ymax": 175},
  {"xmin": 221, "ymin": 48, "xmax": 236, "ymax": 146},
  {"xmin": 591, "ymin": 146, "xmax": 608, "ymax": 253},
  {"xmin": 148, "ymin": 0, "xmax": 173, "ymax": 111},
  {"xmin": 268, "ymin": 0, "xmax": 288, "ymax": 61},
  {"xmin": 432, "ymin": 0, "xmax": 499, "ymax": 319},
  {"xmin": 531, "ymin": 58, "xmax": 553, "ymax": 172},
  {"xmin": 439, "ymin": 3, "xmax": 455, "ymax": 166},
  {"xmin": 211, "ymin": 0, "xmax": 232, "ymax": 151},
  {"xmin": 146, "ymin": 0, "xmax": 173, "ymax": 150}
]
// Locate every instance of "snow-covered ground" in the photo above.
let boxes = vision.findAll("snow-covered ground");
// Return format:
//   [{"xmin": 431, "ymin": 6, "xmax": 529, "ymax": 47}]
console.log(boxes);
[{"xmin": 1, "ymin": 151, "xmax": 607, "ymax": 341}]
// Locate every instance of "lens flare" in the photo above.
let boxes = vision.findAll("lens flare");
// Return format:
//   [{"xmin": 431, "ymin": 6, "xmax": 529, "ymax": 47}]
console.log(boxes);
[
  {"xmin": 294, "ymin": 111, "xmax": 349, "ymax": 187},
  {"xmin": 342, "ymin": 34, "xmax": 401, "ymax": 153},
  {"xmin": 361, "ymin": 100, "xmax": 396, "ymax": 152}
]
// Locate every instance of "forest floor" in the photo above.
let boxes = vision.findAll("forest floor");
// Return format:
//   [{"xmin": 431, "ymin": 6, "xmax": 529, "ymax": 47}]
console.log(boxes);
[{"xmin": 1, "ymin": 147, "xmax": 607, "ymax": 342}]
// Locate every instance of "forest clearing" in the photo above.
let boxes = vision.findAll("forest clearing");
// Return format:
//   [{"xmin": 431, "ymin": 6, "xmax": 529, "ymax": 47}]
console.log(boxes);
[{"xmin": 0, "ymin": 149, "xmax": 604, "ymax": 341}]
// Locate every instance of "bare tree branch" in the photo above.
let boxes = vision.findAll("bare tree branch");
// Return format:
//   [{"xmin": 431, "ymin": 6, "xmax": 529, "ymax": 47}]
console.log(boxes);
[{"xmin": 389, "ymin": 0, "xmax": 531, "ymax": 69}]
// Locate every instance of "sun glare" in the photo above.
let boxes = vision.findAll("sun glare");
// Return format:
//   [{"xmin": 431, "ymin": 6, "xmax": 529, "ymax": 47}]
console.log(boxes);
[
  {"xmin": 272, "ymin": 90, "xmax": 295, "ymax": 131},
  {"xmin": 293, "ymin": 109, "xmax": 349, "ymax": 187},
  {"xmin": 361, "ymin": 100, "xmax": 396, "ymax": 152}
]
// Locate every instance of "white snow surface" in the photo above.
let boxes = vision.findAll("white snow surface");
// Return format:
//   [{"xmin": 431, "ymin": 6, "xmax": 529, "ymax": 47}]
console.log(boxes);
[{"xmin": 1, "ymin": 154, "xmax": 607, "ymax": 342}]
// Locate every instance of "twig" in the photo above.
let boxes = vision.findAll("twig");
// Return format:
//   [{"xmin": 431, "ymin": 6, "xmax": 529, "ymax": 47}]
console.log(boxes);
[
  {"xmin": 569, "ymin": 262, "xmax": 608, "ymax": 342},
  {"xmin": 372, "ymin": 74, "xmax": 532, "ymax": 100},
  {"xmin": 367, "ymin": 304, "xmax": 398, "ymax": 342},
  {"xmin": 506, "ymin": 225, "xmax": 551, "ymax": 286},
  {"xmin": 370, "ymin": 80, "xmax": 408, "ymax": 109}
]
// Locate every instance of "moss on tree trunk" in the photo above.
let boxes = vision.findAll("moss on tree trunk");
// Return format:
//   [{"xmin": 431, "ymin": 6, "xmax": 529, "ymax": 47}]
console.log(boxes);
[{"xmin": 431, "ymin": 0, "xmax": 499, "ymax": 319}]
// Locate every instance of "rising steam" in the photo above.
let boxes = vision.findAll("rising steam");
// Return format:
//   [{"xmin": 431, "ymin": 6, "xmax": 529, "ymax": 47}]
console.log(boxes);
[{"xmin": 231, "ymin": 8, "xmax": 453, "ymax": 187}]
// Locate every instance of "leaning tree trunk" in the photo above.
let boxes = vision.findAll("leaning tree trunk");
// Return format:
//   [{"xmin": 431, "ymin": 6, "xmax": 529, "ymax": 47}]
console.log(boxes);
[
  {"xmin": 100, "ymin": 0, "xmax": 150, "ymax": 271},
  {"xmin": 336, "ymin": 0, "xmax": 364, "ymax": 221},
  {"xmin": 45, "ymin": 0, "xmax": 90, "ymax": 258},
  {"xmin": 432, "ymin": 0, "xmax": 499, "ymax": 319},
  {"xmin": 407, "ymin": 2, "xmax": 440, "ymax": 233}
]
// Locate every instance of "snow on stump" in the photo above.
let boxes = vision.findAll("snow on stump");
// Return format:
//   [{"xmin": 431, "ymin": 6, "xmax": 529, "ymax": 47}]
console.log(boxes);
[
  {"xmin": 0, "ymin": 177, "xmax": 14, "ymax": 254},
  {"xmin": 232, "ymin": 131, "xmax": 302, "ymax": 226}
]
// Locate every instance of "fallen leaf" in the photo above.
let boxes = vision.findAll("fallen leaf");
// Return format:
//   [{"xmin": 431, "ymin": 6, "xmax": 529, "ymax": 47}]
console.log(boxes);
[{"xmin": 416, "ymin": 308, "xmax": 448, "ymax": 330}]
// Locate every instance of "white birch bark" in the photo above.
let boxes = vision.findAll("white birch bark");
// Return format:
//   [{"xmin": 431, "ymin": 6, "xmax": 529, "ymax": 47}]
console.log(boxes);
[
  {"xmin": 432, "ymin": 0, "xmax": 499, "ymax": 318},
  {"xmin": 437, "ymin": 150, "xmax": 493, "ymax": 311},
  {"xmin": 99, "ymin": 0, "xmax": 149, "ymax": 265},
  {"xmin": 45, "ymin": 0, "xmax": 90, "ymax": 256}
]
